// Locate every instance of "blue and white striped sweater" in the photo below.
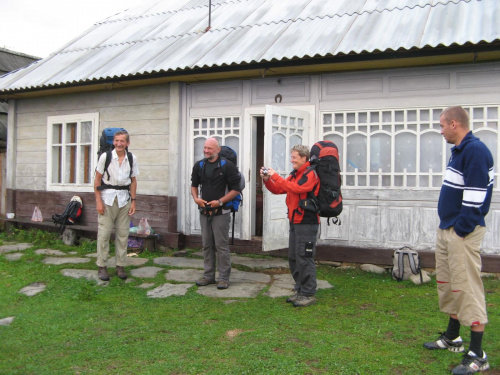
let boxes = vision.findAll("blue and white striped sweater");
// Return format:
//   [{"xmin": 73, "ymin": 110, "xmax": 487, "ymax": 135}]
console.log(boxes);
[{"xmin": 438, "ymin": 132, "xmax": 494, "ymax": 237}]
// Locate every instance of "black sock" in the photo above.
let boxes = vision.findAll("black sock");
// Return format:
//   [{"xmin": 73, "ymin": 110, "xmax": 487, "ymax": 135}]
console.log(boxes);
[
  {"xmin": 445, "ymin": 317, "xmax": 461, "ymax": 340},
  {"xmin": 469, "ymin": 331, "xmax": 484, "ymax": 357}
]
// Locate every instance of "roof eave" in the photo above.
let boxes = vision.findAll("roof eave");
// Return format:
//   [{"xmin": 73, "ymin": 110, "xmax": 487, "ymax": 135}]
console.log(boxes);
[{"xmin": 1, "ymin": 43, "xmax": 499, "ymax": 100}]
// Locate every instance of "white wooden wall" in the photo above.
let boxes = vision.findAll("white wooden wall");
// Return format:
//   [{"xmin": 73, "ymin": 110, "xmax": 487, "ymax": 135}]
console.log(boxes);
[
  {"xmin": 9, "ymin": 85, "xmax": 173, "ymax": 196},
  {"xmin": 185, "ymin": 62, "xmax": 500, "ymax": 254}
]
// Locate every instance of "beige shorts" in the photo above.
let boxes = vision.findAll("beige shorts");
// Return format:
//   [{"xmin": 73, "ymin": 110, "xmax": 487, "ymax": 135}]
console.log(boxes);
[{"xmin": 435, "ymin": 226, "xmax": 488, "ymax": 327}]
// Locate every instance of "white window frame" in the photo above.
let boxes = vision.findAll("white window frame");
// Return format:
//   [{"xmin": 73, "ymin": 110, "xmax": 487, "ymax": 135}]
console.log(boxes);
[
  {"xmin": 321, "ymin": 105, "xmax": 499, "ymax": 190},
  {"xmin": 46, "ymin": 113, "xmax": 99, "ymax": 192}
]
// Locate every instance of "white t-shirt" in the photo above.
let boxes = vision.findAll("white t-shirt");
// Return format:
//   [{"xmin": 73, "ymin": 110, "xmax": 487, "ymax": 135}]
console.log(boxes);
[{"xmin": 96, "ymin": 149, "xmax": 139, "ymax": 208}]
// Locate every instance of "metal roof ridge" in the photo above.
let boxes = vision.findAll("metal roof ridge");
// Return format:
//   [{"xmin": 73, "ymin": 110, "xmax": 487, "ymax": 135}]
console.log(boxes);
[
  {"xmin": 91, "ymin": 0, "xmax": 470, "ymax": 27},
  {"xmin": 53, "ymin": 0, "xmax": 477, "ymax": 57}
]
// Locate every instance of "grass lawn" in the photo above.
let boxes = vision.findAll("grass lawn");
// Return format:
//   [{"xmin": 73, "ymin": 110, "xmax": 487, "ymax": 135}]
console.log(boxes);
[{"xmin": 0, "ymin": 229, "xmax": 499, "ymax": 375}]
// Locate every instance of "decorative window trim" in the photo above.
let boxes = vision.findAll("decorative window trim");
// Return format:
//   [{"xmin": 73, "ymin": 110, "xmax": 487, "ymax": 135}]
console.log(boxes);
[
  {"xmin": 46, "ymin": 113, "xmax": 99, "ymax": 192},
  {"xmin": 321, "ymin": 106, "xmax": 499, "ymax": 190},
  {"xmin": 191, "ymin": 115, "xmax": 242, "ymax": 163}
]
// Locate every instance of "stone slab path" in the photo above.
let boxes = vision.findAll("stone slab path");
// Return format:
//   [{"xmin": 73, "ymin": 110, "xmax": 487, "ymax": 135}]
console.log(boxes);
[{"xmin": 1, "ymin": 242, "xmax": 334, "ymax": 325}]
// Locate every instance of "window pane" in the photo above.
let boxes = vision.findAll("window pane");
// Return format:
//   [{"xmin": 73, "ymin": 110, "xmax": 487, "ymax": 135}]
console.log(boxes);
[
  {"xmin": 65, "ymin": 146, "xmax": 77, "ymax": 183},
  {"xmin": 52, "ymin": 146, "xmax": 62, "ymax": 183},
  {"xmin": 395, "ymin": 133, "xmax": 416, "ymax": 172},
  {"xmin": 52, "ymin": 124, "xmax": 62, "ymax": 144},
  {"xmin": 420, "ymin": 132, "xmax": 442, "ymax": 172},
  {"xmin": 66, "ymin": 123, "xmax": 77, "ymax": 143},
  {"xmin": 272, "ymin": 133, "xmax": 286, "ymax": 172},
  {"xmin": 194, "ymin": 138, "xmax": 205, "ymax": 161},
  {"xmin": 370, "ymin": 134, "xmax": 391, "ymax": 172},
  {"xmin": 80, "ymin": 145, "xmax": 91, "ymax": 184},
  {"xmin": 475, "ymin": 130, "xmax": 497, "ymax": 167},
  {"xmin": 81, "ymin": 121, "xmax": 92, "ymax": 143},
  {"xmin": 225, "ymin": 136, "xmax": 239, "ymax": 163},
  {"xmin": 346, "ymin": 134, "xmax": 366, "ymax": 172}
]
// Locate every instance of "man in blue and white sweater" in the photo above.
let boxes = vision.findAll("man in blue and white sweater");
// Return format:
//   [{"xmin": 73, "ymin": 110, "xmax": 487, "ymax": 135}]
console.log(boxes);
[{"xmin": 424, "ymin": 106, "xmax": 494, "ymax": 375}]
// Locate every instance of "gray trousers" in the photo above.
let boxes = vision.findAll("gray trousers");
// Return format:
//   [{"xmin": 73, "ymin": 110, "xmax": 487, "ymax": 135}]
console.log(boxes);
[
  {"xmin": 199, "ymin": 213, "xmax": 231, "ymax": 281},
  {"xmin": 289, "ymin": 223, "xmax": 319, "ymax": 296}
]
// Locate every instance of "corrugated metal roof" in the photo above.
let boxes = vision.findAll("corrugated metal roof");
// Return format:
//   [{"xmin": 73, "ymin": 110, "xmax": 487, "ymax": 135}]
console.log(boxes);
[
  {"xmin": 0, "ymin": 0, "xmax": 498, "ymax": 93},
  {"xmin": 0, "ymin": 47, "xmax": 39, "ymax": 75}
]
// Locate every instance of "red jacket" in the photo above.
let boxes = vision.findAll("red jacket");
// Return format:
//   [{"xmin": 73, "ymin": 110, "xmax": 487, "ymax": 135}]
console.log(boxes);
[{"xmin": 263, "ymin": 162, "xmax": 320, "ymax": 224}]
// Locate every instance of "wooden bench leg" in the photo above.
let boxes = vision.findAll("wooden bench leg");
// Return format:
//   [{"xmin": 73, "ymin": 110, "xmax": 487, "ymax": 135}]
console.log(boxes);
[
  {"xmin": 143, "ymin": 237, "xmax": 157, "ymax": 252},
  {"xmin": 62, "ymin": 228, "xmax": 78, "ymax": 246}
]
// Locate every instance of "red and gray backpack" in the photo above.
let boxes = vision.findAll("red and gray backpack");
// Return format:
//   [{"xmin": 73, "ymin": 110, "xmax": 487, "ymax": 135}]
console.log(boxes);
[{"xmin": 305, "ymin": 140, "xmax": 343, "ymax": 225}]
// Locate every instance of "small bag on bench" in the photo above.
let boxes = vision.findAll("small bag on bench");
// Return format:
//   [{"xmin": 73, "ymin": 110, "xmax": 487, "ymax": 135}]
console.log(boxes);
[{"xmin": 392, "ymin": 247, "xmax": 423, "ymax": 283}]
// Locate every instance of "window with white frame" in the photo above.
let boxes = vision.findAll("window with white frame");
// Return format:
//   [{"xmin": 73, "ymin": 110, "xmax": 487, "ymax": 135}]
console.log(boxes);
[
  {"xmin": 192, "ymin": 116, "xmax": 241, "ymax": 162},
  {"xmin": 47, "ymin": 113, "xmax": 99, "ymax": 191},
  {"xmin": 321, "ymin": 106, "xmax": 498, "ymax": 189}
]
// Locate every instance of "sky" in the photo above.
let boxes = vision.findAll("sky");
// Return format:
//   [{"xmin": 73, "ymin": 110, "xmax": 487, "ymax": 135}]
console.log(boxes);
[{"xmin": 0, "ymin": 0, "xmax": 141, "ymax": 58}]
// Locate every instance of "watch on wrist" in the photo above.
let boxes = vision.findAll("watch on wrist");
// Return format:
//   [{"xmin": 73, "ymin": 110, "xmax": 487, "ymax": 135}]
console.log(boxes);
[{"xmin": 218, "ymin": 199, "xmax": 223, "ymax": 207}]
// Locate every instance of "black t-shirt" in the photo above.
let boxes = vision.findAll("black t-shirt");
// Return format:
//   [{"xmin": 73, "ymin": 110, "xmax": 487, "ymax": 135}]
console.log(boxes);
[{"xmin": 191, "ymin": 156, "xmax": 241, "ymax": 203}]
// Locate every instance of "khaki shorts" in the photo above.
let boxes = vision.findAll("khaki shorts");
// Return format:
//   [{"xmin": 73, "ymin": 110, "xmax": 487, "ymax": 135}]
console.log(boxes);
[{"xmin": 435, "ymin": 226, "xmax": 488, "ymax": 327}]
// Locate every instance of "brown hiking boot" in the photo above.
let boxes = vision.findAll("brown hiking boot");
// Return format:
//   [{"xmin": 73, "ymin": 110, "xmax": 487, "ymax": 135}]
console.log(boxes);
[
  {"xmin": 116, "ymin": 266, "xmax": 128, "ymax": 280},
  {"xmin": 292, "ymin": 295, "xmax": 317, "ymax": 307},
  {"xmin": 196, "ymin": 277, "xmax": 216, "ymax": 286},
  {"xmin": 217, "ymin": 280, "xmax": 230, "ymax": 290},
  {"xmin": 286, "ymin": 292, "xmax": 300, "ymax": 303},
  {"xmin": 98, "ymin": 267, "xmax": 110, "ymax": 281}
]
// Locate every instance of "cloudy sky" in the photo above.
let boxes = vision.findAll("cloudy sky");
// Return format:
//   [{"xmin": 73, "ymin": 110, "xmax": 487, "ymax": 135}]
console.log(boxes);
[{"xmin": 0, "ymin": 0, "xmax": 140, "ymax": 58}]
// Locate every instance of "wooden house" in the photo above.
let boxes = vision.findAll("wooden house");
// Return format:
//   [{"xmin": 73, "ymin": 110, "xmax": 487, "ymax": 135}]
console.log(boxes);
[{"xmin": 0, "ymin": 0, "xmax": 499, "ymax": 269}]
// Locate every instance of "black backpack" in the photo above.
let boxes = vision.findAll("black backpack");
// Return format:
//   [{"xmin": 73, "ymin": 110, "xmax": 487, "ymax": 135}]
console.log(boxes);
[
  {"xmin": 96, "ymin": 128, "xmax": 133, "ymax": 191},
  {"xmin": 303, "ymin": 140, "xmax": 343, "ymax": 225},
  {"xmin": 52, "ymin": 196, "xmax": 83, "ymax": 233}
]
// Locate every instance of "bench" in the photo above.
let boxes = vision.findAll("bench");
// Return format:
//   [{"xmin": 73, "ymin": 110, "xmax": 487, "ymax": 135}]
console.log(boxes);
[{"xmin": 4, "ymin": 217, "xmax": 157, "ymax": 251}]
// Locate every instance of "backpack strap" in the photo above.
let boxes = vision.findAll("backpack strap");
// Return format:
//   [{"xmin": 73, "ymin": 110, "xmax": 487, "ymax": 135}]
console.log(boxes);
[
  {"xmin": 396, "ymin": 251, "xmax": 405, "ymax": 281},
  {"xmin": 98, "ymin": 150, "xmax": 133, "ymax": 191},
  {"xmin": 406, "ymin": 251, "xmax": 423, "ymax": 283}
]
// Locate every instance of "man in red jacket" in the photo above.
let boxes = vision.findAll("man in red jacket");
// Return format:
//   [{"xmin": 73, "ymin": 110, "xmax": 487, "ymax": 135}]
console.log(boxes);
[{"xmin": 261, "ymin": 145, "xmax": 320, "ymax": 307}]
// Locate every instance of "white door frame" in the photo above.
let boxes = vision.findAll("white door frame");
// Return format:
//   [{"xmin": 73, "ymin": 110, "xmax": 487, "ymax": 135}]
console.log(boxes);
[{"xmin": 242, "ymin": 105, "xmax": 316, "ymax": 247}]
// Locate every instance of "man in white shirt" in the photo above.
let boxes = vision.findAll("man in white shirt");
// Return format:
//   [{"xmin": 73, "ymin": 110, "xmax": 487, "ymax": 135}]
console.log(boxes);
[{"xmin": 94, "ymin": 130, "xmax": 139, "ymax": 281}]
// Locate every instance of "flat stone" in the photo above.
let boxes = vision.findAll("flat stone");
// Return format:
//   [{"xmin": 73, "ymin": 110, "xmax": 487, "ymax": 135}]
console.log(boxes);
[
  {"xmin": 231, "ymin": 269, "xmax": 271, "ymax": 284},
  {"xmin": 60, "ymin": 269, "xmax": 109, "ymax": 285},
  {"xmin": 410, "ymin": 270, "xmax": 432, "ymax": 285},
  {"xmin": 228, "ymin": 254, "xmax": 290, "ymax": 269},
  {"xmin": 104, "ymin": 257, "xmax": 149, "ymax": 267},
  {"xmin": 264, "ymin": 284, "xmax": 294, "ymax": 298},
  {"xmin": 270, "ymin": 274, "xmax": 295, "ymax": 289},
  {"xmin": 165, "ymin": 269, "xmax": 203, "ymax": 282},
  {"xmin": 130, "ymin": 266, "xmax": 164, "ymax": 278},
  {"xmin": 4, "ymin": 253, "xmax": 23, "ymax": 261},
  {"xmin": 197, "ymin": 282, "xmax": 266, "ymax": 298},
  {"xmin": 42, "ymin": 257, "xmax": 90, "ymax": 265},
  {"xmin": 317, "ymin": 279, "xmax": 334, "ymax": 290},
  {"xmin": 0, "ymin": 317, "xmax": 15, "ymax": 326},
  {"xmin": 360, "ymin": 264, "xmax": 386, "ymax": 274},
  {"xmin": 137, "ymin": 283, "xmax": 155, "ymax": 289},
  {"xmin": 85, "ymin": 253, "xmax": 149, "ymax": 267},
  {"xmin": 35, "ymin": 249, "xmax": 67, "ymax": 256},
  {"xmin": 153, "ymin": 257, "xmax": 204, "ymax": 268},
  {"xmin": 0, "ymin": 243, "xmax": 33, "ymax": 254},
  {"xmin": 164, "ymin": 268, "xmax": 271, "ymax": 284},
  {"xmin": 19, "ymin": 282, "xmax": 46, "ymax": 296},
  {"xmin": 147, "ymin": 283, "xmax": 193, "ymax": 298},
  {"xmin": 192, "ymin": 252, "xmax": 289, "ymax": 270}
]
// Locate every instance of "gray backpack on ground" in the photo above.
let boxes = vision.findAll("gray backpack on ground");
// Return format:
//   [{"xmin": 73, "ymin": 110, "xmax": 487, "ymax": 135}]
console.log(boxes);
[{"xmin": 392, "ymin": 248, "xmax": 423, "ymax": 283}]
